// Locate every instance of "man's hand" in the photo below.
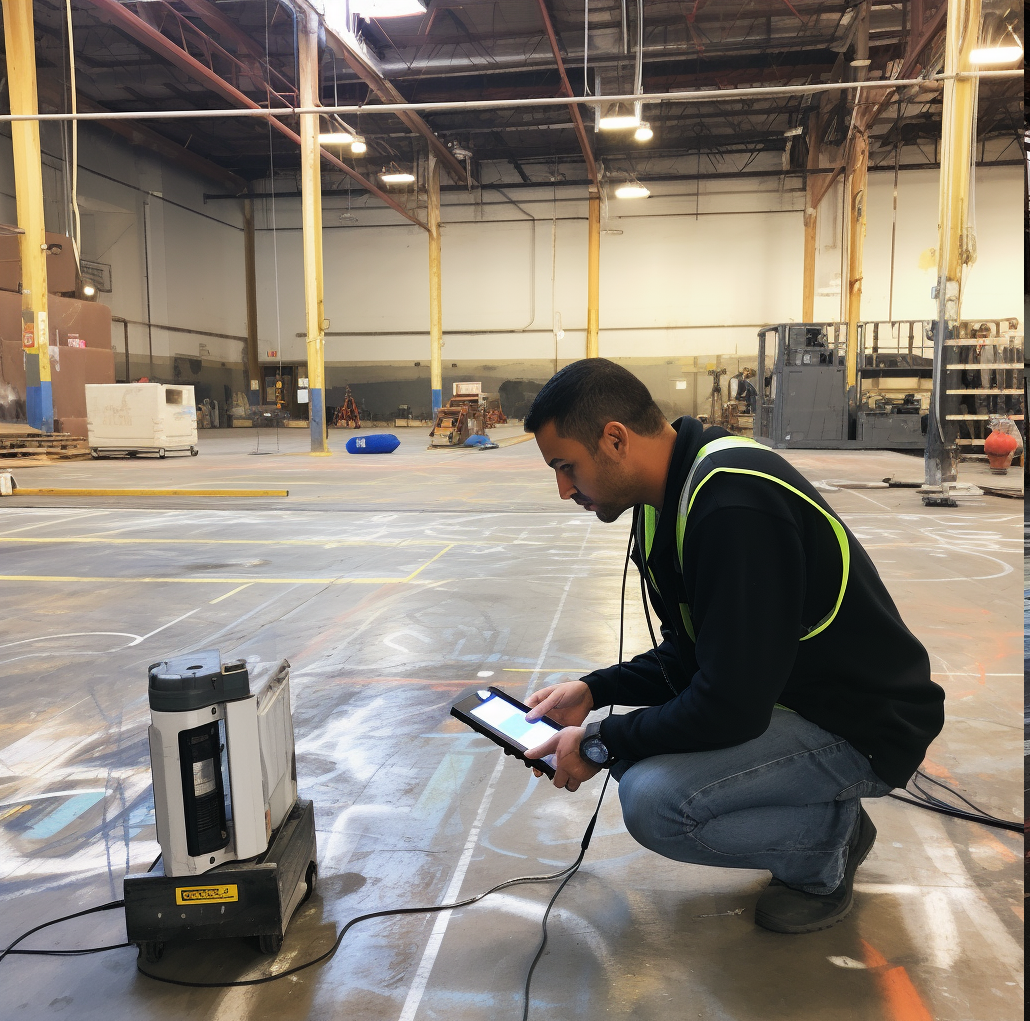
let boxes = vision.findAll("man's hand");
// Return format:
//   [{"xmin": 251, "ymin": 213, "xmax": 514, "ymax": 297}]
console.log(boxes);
[
  {"xmin": 524, "ymin": 726, "xmax": 601, "ymax": 792},
  {"xmin": 524, "ymin": 680, "xmax": 593, "ymax": 728}
]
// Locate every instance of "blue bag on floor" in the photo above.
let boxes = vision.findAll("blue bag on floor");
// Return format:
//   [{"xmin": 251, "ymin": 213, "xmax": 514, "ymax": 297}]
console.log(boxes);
[
  {"xmin": 464, "ymin": 434, "xmax": 492, "ymax": 447},
  {"xmin": 346, "ymin": 434, "xmax": 400, "ymax": 454}
]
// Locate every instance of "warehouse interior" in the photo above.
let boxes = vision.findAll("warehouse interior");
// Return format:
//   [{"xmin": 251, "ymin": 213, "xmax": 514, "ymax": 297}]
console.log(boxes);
[{"xmin": 0, "ymin": 0, "xmax": 1025, "ymax": 1019}]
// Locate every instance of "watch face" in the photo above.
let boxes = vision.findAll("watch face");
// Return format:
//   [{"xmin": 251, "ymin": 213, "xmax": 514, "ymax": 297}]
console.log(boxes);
[{"xmin": 584, "ymin": 739, "xmax": 608, "ymax": 764}]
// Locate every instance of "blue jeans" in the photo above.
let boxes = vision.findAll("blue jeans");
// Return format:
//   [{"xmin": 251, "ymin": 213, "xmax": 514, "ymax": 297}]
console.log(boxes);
[{"xmin": 612, "ymin": 708, "xmax": 892, "ymax": 894}]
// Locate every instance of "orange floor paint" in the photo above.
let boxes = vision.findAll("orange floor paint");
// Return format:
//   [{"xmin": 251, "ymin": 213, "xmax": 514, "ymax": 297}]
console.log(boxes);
[{"xmin": 861, "ymin": 940, "xmax": 934, "ymax": 1021}]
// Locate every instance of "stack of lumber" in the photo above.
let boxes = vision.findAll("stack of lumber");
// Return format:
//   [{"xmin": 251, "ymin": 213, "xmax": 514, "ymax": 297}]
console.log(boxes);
[{"xmin": 0, "ymin": 422, "xmax": 90, "ymax": 460}]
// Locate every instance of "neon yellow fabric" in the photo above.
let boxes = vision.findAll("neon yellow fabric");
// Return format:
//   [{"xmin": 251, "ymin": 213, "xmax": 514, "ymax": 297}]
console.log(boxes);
[{"xmin": 641, "ymin": 435, "xmax": 851, "ymax": 645}]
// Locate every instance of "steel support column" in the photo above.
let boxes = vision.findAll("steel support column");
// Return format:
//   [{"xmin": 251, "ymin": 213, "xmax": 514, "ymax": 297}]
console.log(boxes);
[
  {"xmin": 298, "ymin": 11, "xmax": 327, "ymax": 453},
  {"xmin": 802, "ymin": 111, "xmax": 820, "ymax": 322},
  {"xmin": 243, "ymin": 192, "xmax": 260, "ymax": 407},
  {"xmin": 586, "ymin": 194, "xmax": 600, "ymax": 358},
  {"xmin": 428, "ymin": 153, "xmax": 444, "ymax": 415},
  {"xmin": 925, "ymin": 0, "xmax": 981, "ymax": 487},
  {"xmin": 844, "ymin": 128, "xmax": 869, "ymax": 395},
  {"xmin": 2, "ymin": 0, "xmax": 52, "ymax": 432}
]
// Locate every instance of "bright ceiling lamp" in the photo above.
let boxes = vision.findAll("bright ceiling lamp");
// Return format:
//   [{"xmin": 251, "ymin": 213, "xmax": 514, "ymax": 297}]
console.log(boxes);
[
  {"xmin": 380, "ymin": 167, "xmax": 415, "ymax": 184},
  {"xmin": 634, "ymin": 122, "xmax": 653, "ymax": 142},
  {"xmin": 319, "ymin": 130, "xmax": 354, "ymax": 145},
  {"xmin": 615, "ymin": 181, "xmax": 650, "ymax": 199},
  {"xmin": 599, "ymin": 102, "xmax": 640, "ymax": 131},
  {"xmin": 350, "ymin": 137, "xmax": 367, "ymax": 155},
  {"xmin": 969, "ymin": 43, "xmax": 1023, "ymax": 64},
  {"xmin": 351, "ymin": 0, "xmax": 426, "ymax": 17}
]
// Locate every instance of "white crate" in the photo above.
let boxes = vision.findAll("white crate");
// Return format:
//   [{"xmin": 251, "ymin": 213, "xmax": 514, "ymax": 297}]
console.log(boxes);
[{"xmin": 85, "ymin": 383, "xmax": 197, "ymax": 455}]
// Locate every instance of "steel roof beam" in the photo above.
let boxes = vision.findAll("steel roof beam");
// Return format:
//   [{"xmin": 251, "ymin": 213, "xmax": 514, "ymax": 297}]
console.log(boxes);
[
  {"xmin": 82, "ymin": 0, "xmax": 425, "ymax": 227},
  {"xmin": 534, "ymin": 0, "xmax": 598, "ymax": 193},
  {"xmin": 316, "ymin": 13, "xmax": 469, "ymax": 185}
]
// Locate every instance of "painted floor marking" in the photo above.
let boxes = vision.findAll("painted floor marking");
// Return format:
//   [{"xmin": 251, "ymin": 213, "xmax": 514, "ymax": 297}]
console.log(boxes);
[
  {"xmin": 395, "ymin": 529, "xmax": 587, "ymax": 1021},
  {"xmin": 128, "ymin": 607, "xmax": 201, "ymax": 647},
  {"xmin": 209, "ymin": 583, "xmax": 253, "ymax": 604}
]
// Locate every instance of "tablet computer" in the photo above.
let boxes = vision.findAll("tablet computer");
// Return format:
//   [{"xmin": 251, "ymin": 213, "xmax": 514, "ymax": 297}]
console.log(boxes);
[{"xmin": 451, "ymin": 687, "xmax": 562, "ymax": 779}]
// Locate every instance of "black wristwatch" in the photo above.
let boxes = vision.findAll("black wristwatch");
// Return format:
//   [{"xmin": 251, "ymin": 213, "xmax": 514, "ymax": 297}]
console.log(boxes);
[{"xmin": 579, "ymin": 721, "xmax": 615, "ymax": 767}]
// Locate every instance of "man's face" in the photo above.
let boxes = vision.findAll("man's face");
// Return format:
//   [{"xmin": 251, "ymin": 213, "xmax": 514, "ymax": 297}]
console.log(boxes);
[{"xmin": 533, "ymin": 421, "xmax": 632, "ymax": 523}]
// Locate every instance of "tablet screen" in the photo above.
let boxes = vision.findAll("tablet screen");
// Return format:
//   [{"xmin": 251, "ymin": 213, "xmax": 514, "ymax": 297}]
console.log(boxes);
[{"xmin": 469, "ymin": 695, "xmax": 559, "ymax": 751}]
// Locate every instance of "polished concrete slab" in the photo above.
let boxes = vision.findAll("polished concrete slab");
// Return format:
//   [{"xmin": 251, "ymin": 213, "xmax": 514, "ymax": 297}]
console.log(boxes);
[{"xmin": 0, "ymin": 432, "xmax": 1023, "ymax": 1020}]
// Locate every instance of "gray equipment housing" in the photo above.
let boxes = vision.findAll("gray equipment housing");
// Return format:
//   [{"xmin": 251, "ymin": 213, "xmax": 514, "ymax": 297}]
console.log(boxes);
[
  {"xmin": 756, "ymin": 323, "xmax": 849, "ymax": 447},
  {"xmin": 125, "ymin": 652, "xmax": 316, "ymax": 960}
]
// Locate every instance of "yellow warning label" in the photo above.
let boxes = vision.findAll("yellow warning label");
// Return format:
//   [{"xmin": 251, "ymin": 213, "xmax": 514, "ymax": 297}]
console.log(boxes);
[{"xmin": 175, "ymin": 884, "xmax": 238, "ymax": 906}]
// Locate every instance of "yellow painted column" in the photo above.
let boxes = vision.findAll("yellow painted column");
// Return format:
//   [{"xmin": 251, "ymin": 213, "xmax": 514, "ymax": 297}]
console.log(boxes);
[
  {"xmin": 428, "ymin": 152, "xmax": 443, "ymax": 415},
  {"xmin": 802, "ymin": 112, "xmax": 820, "ymax": 323},
  {"xmin": 586, "ymin": 192, "xmax": 600, "ymax": 358},
  {"xmin": 925, "ymin": 0, "xmax": 982, "ymax": 486},
  {"xmin": 844, "ymin": 128, "xmax": 869, "ymax": 393},
  {"xmin": 2, "ymin": 0, "xmax": 52, "ymax": 432},
  {"xmin": 298, "ymin": 11, "xmax": 327, "ymax": 453}
]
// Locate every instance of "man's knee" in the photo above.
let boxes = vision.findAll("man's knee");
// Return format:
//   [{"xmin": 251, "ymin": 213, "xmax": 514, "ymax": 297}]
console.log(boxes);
[{"xmin": 617, "ymin": 757, "xmax": 696, "ymax": 849}]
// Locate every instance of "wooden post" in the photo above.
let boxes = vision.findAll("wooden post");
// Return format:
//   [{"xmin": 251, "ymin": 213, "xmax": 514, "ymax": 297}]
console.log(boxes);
[{"xmin": 2, "ymin": 0, "xmax": 53, "ymax": 432}]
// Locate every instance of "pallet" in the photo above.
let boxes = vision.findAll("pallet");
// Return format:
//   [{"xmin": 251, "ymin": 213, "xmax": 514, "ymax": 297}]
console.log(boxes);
[{"xmin": 0, "ymin": 424, "xmax": 91, "ymax": 459}]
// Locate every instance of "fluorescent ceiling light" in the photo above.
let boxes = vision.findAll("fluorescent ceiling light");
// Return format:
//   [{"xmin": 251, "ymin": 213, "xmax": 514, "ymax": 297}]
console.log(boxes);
[
  {"xmin": 350, "ymin": 138, "xmax": 367, "ymax": 154},
  {"xmin": 380, "ymin": 171, "xmax": 415, "ymax": 184},
  {"xmin": 350, "ymin": 0, "xmax": 427, "ymax": 17},
  {"xmin": 634, "ymin": 123, "xmax": 653, "ymax": 142},
  {"xmin": 319, "ymin": 131, "xmax": 354, "ymax": 145},
  {"xmin": 969, "ymin": 44, "xmax": 1023, "ymax": 64},
  {"xmin": 615, "ymin": 183, "xmax": 650, "ymax": 199}
]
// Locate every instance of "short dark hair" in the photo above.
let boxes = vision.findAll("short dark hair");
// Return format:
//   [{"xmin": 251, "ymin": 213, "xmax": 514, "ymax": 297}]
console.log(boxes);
[{"xmin": 523, "ymin": 358, "xmax": 666, "ymax": 449}]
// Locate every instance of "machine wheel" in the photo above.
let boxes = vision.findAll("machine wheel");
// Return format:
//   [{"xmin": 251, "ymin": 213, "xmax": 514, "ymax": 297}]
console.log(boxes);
[
  {"xmin": 303, "ymin": 860, "xmax": 317, "ymax": 902},
  {"xmin": 190, "ymin": 446, "xmax": 199, "ymax": 456},
  {"xmin": 127, "ymin": 451, "xmax": 138, "ymax": 458},
  {"xmin": 140, "ymin": 942, "xmax": 165, "ymax": 964},
  {"xmin": 158, "ymin": 448, "xmax": 166, "ymax": 459},
  {"xmin": 258, "ymin": 933, "xmax": 283, "ymax": 956},
  {"xmin": 90, "ymin": 448, "xmax": 99, "ymax": 459}
]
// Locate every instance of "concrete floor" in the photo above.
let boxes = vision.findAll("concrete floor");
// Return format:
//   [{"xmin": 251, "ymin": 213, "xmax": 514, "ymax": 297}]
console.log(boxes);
[{"xmin": 0, "ymin": 429, "xmax": 1023, "ymax": 1021}]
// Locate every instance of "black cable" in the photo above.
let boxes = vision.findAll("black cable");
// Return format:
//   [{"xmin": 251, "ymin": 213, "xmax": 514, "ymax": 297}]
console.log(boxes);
[
  {"xmin": 0, "ymin": 900, "xmax": 125, "ymax": 964},
  {"xmin": 888, "ymin": 790, "xmax": 1022, "ymax": 832}
]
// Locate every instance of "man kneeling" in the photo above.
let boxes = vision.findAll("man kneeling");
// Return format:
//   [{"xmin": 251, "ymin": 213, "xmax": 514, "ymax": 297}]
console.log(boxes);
[{"xmin": 521, "ymin": 358, "xmax": 944, "ymax": 934}]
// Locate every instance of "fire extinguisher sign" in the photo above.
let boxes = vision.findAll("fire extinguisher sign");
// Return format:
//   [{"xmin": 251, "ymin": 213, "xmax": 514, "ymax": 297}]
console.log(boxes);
[{"xmin": 22, "ymin": 320, "xmax": 34, "ymax": 350}]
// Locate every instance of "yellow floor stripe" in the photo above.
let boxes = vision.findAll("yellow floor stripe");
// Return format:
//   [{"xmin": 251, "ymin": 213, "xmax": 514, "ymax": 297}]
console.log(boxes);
[
  {"xmin": 402, "ymin": 543, "xmax": 453, "ymax": 581},
  {"xmin": 209, "ymin": 583, "xmax": 253, "ymax": 604},
  {"xmin": 0, "ymin": 574, "xmax": 417, "ymax": 585},
  {"xmin": 0, "ymin": 536, "xmax": 450, "ymax": 548},
  {"xmin": 11, "ymin": 488, "xmax": 289, "ymax": 497}
]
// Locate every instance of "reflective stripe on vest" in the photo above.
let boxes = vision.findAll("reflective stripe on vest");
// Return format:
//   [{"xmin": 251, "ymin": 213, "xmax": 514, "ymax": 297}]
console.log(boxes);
[{"xmin": 641, "ymin": 435, "xmax": 850, "ymax": 644}]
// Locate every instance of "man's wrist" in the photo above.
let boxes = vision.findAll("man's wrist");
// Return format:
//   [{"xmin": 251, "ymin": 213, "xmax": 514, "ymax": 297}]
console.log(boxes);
[{"xmin": 579, "ymin": 720, "xmax": 615, "ymax": 767}]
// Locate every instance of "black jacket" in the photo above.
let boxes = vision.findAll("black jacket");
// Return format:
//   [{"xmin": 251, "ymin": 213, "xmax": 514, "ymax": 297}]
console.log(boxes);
[{"xmin": 585, "ymin": 416, "xmax": 944, "ymax": 788}]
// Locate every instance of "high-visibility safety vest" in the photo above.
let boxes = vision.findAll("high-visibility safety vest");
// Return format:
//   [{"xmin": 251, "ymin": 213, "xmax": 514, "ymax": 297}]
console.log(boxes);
[{"xmin": 638, "ymin": 435, "xmax": 851, "ymax": 644}]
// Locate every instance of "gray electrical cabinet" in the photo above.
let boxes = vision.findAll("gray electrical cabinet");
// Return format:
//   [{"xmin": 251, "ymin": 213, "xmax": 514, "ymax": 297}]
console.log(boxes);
[{"xmin": 756, "ymin": 324, "xmax": 848, "ymax": 446}]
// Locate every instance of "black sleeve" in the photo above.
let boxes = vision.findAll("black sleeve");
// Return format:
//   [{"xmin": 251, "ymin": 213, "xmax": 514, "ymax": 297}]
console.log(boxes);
[
  {"xmin": 597, "ymin": 507, "xmax": 806, "ymax": 760},
  {"xmin": 582, "ymin": 639, "xmax": 686, "ymax": 709}
]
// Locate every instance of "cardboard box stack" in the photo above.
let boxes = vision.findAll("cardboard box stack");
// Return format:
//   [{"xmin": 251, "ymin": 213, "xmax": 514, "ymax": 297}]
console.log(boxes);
[{"xmin": 0, "ymin": 228, "xmax": 114, "ymax": 437}]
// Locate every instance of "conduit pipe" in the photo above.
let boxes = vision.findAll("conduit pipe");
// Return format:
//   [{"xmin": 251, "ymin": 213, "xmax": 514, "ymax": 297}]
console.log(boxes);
[{"xmin": 3, "ymin": 73, "xmax": 1017, "ymax": 124}]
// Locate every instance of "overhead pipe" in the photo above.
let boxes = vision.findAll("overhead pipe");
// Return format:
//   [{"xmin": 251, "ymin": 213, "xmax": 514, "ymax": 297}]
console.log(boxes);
[{"xmin": 7, "ymin": 71, "xmax": 1018, "ymax": 125}]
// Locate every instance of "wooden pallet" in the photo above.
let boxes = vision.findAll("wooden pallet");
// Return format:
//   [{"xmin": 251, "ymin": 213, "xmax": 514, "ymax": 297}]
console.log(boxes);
[{"xmin": 0, "ymin": 423, "xmax": 90, "ymax": 459}]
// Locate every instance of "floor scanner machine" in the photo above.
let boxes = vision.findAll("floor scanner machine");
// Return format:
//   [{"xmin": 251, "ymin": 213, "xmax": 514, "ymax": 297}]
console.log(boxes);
[{"xmin": 124, "ymin": 650, "xmax": 317, "ymax": 962}]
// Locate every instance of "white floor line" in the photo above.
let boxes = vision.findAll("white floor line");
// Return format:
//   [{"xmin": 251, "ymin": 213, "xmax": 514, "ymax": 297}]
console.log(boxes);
[
  {"xmin": 908, "ymin": 812, "xmax": 1024, "ymax": 988},
  {"xmin": 396, "ymin": 551, "xmax": 585, "ymax": 1021},
  {"xmin": 127, "ymin": 607, "xmax": 201, "ymax": 646},
  {"xmin": 395, "ymin": 753, "xmax": 506, "ymax": 1021}
]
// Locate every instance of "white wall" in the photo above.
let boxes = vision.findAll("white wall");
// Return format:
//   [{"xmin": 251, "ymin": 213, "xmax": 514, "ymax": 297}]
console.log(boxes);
[{"xmin": 0, "ymin": 124, "xmax": 248, "ymax": 377}]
